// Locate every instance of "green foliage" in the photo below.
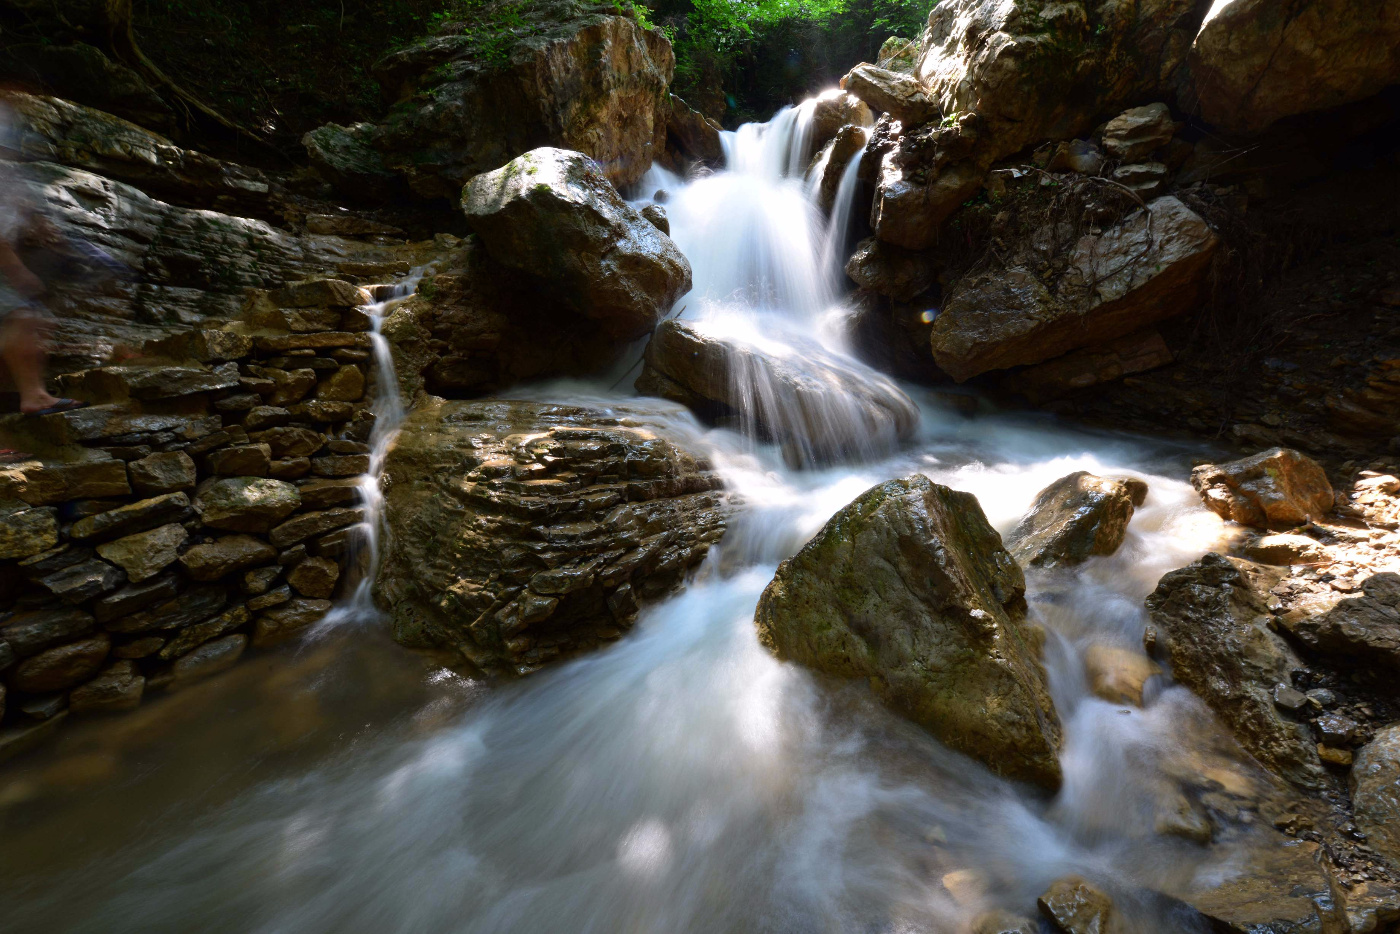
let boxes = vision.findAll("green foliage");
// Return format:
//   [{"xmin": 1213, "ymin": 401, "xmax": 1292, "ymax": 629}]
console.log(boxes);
[{"xmin": 647, "ymin": 0, "xmax": 932, "ymax": 124}]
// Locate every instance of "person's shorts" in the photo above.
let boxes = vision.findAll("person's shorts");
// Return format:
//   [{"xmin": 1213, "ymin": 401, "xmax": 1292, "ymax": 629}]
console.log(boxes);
[{"xmin": 0, "ymin": 284, "xmax": 53, "ymax": 325}]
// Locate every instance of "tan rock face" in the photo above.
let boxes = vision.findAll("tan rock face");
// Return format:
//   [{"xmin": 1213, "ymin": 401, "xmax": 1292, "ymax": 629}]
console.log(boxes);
[
  {"xmin": 930, "ymin": 196, "xmax": 1218, "ymax": 381},
  {"xmin": 754, "ymin": 475, "xmax": 1063, "ymax": 789},
  {"xmin": 377, "ymin": 398, "xmax": 728, "ymax": 674},
  {"xmin": 1004, "ymin": 329, "xmax": 1173, "ymax": 405},
  {"xmin": 1036, "ymin": 876, "xmax": 1114, "ymax": 934},
  {"xmin": 1083, "ymin": 645, "xmax": 1160, "ymax": 707},
  {"xmin": 657, "ymin": 94, "xmax": 725, "ymax": 172},
  {"xmin": 841, "ymin": 63, "xmax": 939, "ymax": 126},
  {"xmin": 1190, "ymin": 447, "xmax": 1334, "ymax": 529},
  {"xmin": 809, "ymin": 90, "xmax": 873, "ymax": 154},
  {"xmin": 1006, "ymin": 472, "xmax": 1148, "ymax": 569},
  {"xmin": 1188, "ymin": 0, "xmax": 1400, "ymax": 135},
  {"xmin": 462, "ymin": 148, "xmax": 691, "ymax": 341},
  {"xmin": 636, "ymin": 318, "xmax": 920, "ymax": 467},
  {"xmin": 844, "ymin": 236, "xmax": 935, "ymax": 303},
  {"xmin": 1147, "ymin": 554, "xmax": 1325, "ymax": 789},
  {"xmin": 313, "ymin": 7, "xmax": 673, "ymax": 197}
]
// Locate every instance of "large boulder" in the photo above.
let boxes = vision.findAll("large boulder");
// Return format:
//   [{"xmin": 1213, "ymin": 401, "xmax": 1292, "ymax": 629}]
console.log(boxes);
[
  {"xmin": 1006, "ymin": 472, "xmax": 1149, "ymax": 569},
  {"xmin": 1352, "ymin": 724, "xmax": 1400, "ymax": 868},
  {"xmin": 1146, "ymin": 554, "xmax": 1326, "ymax": 790},
  {"xmin": 462, "ymin": 148, "xmax": 691, "ymax": 341},
  {"xmin": 383, "ymin": 238, "xmax": 642, "ymax": 398},
  {"xmin": 635, "ymin": 318, "xmax": 920, "ymax": 466},
  {"xmin": 1278, "ymin": 573, "xmax": 1400, "ymax": 670},
  {"xmin": 1190, "ymin": 448, "xmax": 1334, "ymax": 529},
  {"xmin": 313, "ymin": 3, "xmax": 672, "ymax": 199},
  {"xmin": 376, "ymin": 398, "xmax": 728, "ymax": 674},
  {"xmin": 754, "ymin": 475, "xmax": 1064, "ymax": 788},
  {"xmin": 929, "ymin": 196, "xmax": 1218, "ymax": 381},
  {"xmin": 865, "ymin": 0, "xmax": 1204, "ymax": 248},
  {"xmin": 841, "ymin": 64, "xmax": 939, "ymax": 126},
  {"xmin": 657, "ymin": 94, "xmax": 724, "ymax": 172},
  {"xmin": 1187, "ymin": 0, "xmax": 1400, "ymax": 136}
]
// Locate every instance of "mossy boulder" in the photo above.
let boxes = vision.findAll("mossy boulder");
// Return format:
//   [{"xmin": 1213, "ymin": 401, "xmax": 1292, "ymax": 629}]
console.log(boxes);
[{"xmin": 754, "ymin": 474, "xmax": 1063, "ymax": 788}]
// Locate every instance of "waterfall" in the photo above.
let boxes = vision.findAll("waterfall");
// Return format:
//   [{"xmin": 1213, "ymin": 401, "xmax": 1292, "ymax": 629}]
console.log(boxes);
[{"xmin": 4, "ymin": 95, "xmax": 1244, "ymax": 934}]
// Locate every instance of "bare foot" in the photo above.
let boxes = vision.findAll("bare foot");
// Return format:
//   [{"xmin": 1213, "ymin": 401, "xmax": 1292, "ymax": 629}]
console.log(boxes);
[{"xmin": 19, "ymin": 391, "xmax": 62, "ymax": 415}]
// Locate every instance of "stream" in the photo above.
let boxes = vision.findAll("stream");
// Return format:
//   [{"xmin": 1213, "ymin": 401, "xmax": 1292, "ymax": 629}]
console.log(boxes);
[{"xmin": 0, "ymin": 98, "xmax": 1261, "ymax": 934}]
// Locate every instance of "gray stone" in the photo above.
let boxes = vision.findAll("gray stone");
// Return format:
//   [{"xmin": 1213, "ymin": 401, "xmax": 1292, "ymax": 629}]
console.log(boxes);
[
  {"xmin": 68, "ymin": 660, "xmax": 144, "ymax": 713},
  {"xmin": 0, "ymin": 453, "xmax": 130, "ymax": 505},
  {"xmin": 128, "ymin": 451, "xmax": 197, "ymax": 496},
  {"xmin": 94, "ymin": 522, "xmax": 187, "ymax": 583},
  {"xmin": 287, "ymin": 557, "xmax": 340, "ymax": 599},
  {"xmin": 12, "ymin": 634, "xmax": 110, "ymax": 692},
  {"xmin": 205, "ymin": 444, "xmax": 273, "ymax": 478},
  {"xmin": 196, "ymin": 477, "xmax": 302, "ymax": 533},
  {"xmin": 159, "ymin": 606, "xmax": 251, "ymax": 660},
  {"xmin": 241, "ymin": 565, "xmax": 282, "ymax": 596},
  {"xmin": 105, "ymin": 584, "xmax": 226, "ymax": 634},
  {"xmin": 69, "ymin": 492, "xmax": 190, "ymax": 542},
  {"xmin": 180, "ymin": 535, "xmax": 278, "ymax": 581},
  {"xmin": 247, "ymin": 584, "xmax": 291, "ymax": 612},
  {"xmin": 92, "ymin": 573, "xmax": 180, "ymax": 623},
  {"xmin": 270, "ymin": 278, "xmax": 368, "ymax": 308},
  {"xmin": 297, "ymin": 479, "xmax": 363, "ymax": 510},
  {"xmin": 269, "ymin": 507, "xmax": 364, "ymax": 549},
  {"xmin": 310, "ymin": 454, "xmax": 370, "ymax": 477},
  {"xmin": 248, "ymin": 426, "xmax": 324, "ymax": 459},
  {"xmin": 253, "ymin": 599, "xmax": 331, "ymax": 648},
  {"xmin": 315, "ymin": 365, "xmax": 364, "ymax": 402},
  {"xmin": 1353, "ymin": 725, "xmax": 1400, "ymax": 869},
  {"xmin": 1, "ymin": 607, "xmax": 95, "ymax": 657},
  {"xmin": 171, "ymin": 634, "xmax": 247, "ymax": 687},
  {"xmin": 1101, "ymin": 103, "xmax": 1176, "ymax": 162},
  {"xmin": 35, "ymin": 558, "xmax": 125, "ymax": 604},
  {"xmin": 243, "ymin": 406, "xmax": 293, "ymax": 431},
  {"xmin": 841, "ymin": 62, "xmax": 939, "ymax": 125}
]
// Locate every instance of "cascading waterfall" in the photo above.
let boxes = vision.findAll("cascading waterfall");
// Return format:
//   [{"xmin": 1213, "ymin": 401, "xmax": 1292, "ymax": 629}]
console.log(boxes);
[{"xmin": 1, "ymin": 96, "xmax": 1262, "ymax": 934}]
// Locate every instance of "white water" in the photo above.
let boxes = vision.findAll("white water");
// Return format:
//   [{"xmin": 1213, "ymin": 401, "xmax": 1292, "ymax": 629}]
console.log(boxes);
[{"xmin": 2, "ymin": 103, "xmax": 1259, "ymax": 933}]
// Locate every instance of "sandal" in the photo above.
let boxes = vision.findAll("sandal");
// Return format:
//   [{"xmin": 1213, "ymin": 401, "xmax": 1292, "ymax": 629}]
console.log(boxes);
[
  {"xmin": 0, "ymin": 448, "xmax": 33, "ymax": 464},
  {"xmin": 24, "ymin": 398, "xmax": 88, "ymax": 417}
]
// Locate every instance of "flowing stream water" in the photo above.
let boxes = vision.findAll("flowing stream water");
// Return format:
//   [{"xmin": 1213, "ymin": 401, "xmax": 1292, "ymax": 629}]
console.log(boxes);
[{"xmin": 0, "ymin": 100, "xmax": 1269, "ymax": 934}]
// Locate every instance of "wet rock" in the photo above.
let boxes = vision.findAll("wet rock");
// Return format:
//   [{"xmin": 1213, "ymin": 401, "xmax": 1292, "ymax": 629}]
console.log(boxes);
[
  {"xmin": 1176, "ymin": 836, "xmax": 1339, "ymax": 933},
  {"xmin": 94, "ymin": 522, "xmax": 187, "ymax": 583},
  {"xmin": 243, "ymin": 406, "xmax": 292, "ymax": 432},
  {"xmin": 1, "ymin": 607, "xmax": 95, "ymax": 657},
  {"xmin": 286, "ymin": 557, "xmax": 340, "ymax": 600},
  {"xmin": 68, "ymin": 660, "xmax": 143, "ymax": 714},
  {"xmin": 62, "ymin": 364, "xmax": 240, "ymax": 403},
  {"xmin": 171, "ymin": 634, "xmax": 246, "ymax": 687},
  {"xmin": 812, "ymin": 124, "xmax": 868, "ymax": 213},
  {"xmin": 12, "ymin": 634, "xmax": 110, "ymax": 692},
  {"xmin": 205, "ymin": 443, "xmax": 273, "ymax": 478},
  {"xmin": 1006, "ymin": 472, "xmax": 1148, "ymax": 569},
  {"xmin": 844, "ymin": 237, "xmax": 935, "ymax": 302},
  {"xmin": 1111, "ymin": 162, "xmax": 1168, "ymax": 196},
  {"xmin": 248, "ymin": 585, "xmax": 291, "ymax": 612},
  {"xmin": 158, "ymin": 606, "xmax": 250, "ymax": 661},
  {"xmin": 462, "ymin": 147, "xmax": 691, "ymax": 341},
  {"xmin": 1279, "ymin": 573, "xmax": 1400, "ymax": 669},
  {"xmin": 1004, "ymin": 329, "xmax": 1173, "ymax": 404},
  {"xmin": 180, "ymin": 535, "xmax": 278, "ymax": 581},
  {"xmin": 92, "ymin": 573, "xmax": 180, "ymax": 623},
  {"xmin": 636, "ymin": 318, "xmax": 919, "ymax": 466},
  {"xmin": 0, "ymin": 500, "xmax": 58, "ymax": 559},
  {"xmin": 249, "ymin": 427, "xmax": 325, "ymax": 459},
  {"xmin": 639, "ymin": 203, "xmax": 669, "ymax": 235},
  {"xmin": 268, "ymin": 508, "xmax": 363, "ymax": 549},
  {"xmin": 34, "ymin": 558, "xmax": 125, "ymax": 604},
  {"xmin": 1147, "ymin": 554, "xmax": 1325, "ymax": 789},
  {"xmin": 1188, "ymin": 0, "xmax": 1400, "ymax": 135},
  {"xmin": 377, "ymin": 397, "xmax": 727, "ymax": 673},
  {"xmin": 316, "ymin": 8, "xmax": 672, "ymax": 197},
  {"xmin": 298, "ymin": 478, "xmax": 362, "ymax": 511},
  {"xmin": 1037, "ymin": 876, "xmax": 1115, "ymax": 934},
  {"xmin": 252, "ymin": 599, "xmax": 330, "ymax": 648},
  {"xmin": 659, "ymin": 93, "xmax": 725, "ymax": 170},
  {"xmin": 196, "ymin": 477, "xmax": 301, "ymax": 533},
  {"xmin": 1352, "ymin": 724, "xmax": 1400, "ymax": 868},
  {"xmin": 1191, "ymin": 448, "xmax": 1334, "ymax": 529},
  {"xmin": 310, "ymin": 455, "xmax": 370, "ymax": 477},
  {"xmin": 128, "ymin": 451, "xmax": 197, "ymax": 497},
  {"xmin": 315, "ymin": 365, "xmax": 365, "ymax": 402},
  {"xmin": 69, "ymin": 492, "xmax": 189, "ymax": 543},
  {"xmin": 1242, "ymin": 533, "xmax": 1328, "ymax": 566},
  {"xmin": 809, "ymin": 90, "xmax": 872, "ymax": 152},
  {"xmin": 106, "ymin": 584, "xmax": 226, "ymax": 634},
  {"xmin": 1084, "ymin": 644, "xmax": 1160, "ymax": 707},
  {"xmin": 270, "ymin": 278, "xmax": 367, "ymax": 308},
  {"xmin": 870, "ymin": 141, "xmax": 985, "ymax": 250},
  {"xmin": 252, "ymin": 368, "xmax": 317, "ymax": 408},
  {"xmin": 931, "ymin": 197, "xmax": 1217, "ymax": 381},
  {"xmin": 841, "ymin": 63, "xmax": 938, "ymax": 126},
  {"xmin": 1339, "ymin": 882, "xmax": 1400, "ymax": 934},
  {"xmin": 144, "ymin": 330, "xmax": 253, "ymax": 364},
  {"xmin": 971, "ymin": 910, "xmax": 1040, "ymax": 934},
  {"xmin": 1101, "ymin": 103, "xmax": 1177, "ymax": 163},
  {"xmin": 755, "ymin": 475, "xmax": 1063, "ymax": 788}
]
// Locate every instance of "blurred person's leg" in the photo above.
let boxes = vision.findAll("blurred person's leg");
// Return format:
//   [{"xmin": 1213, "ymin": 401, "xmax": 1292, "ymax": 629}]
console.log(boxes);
[{"xmin": 1, "ymin": 307, "xmax": 61, "ymax": 414}]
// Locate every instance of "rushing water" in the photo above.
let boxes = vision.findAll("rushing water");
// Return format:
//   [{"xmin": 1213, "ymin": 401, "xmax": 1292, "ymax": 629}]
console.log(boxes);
[{"xmin": 0, "ymin": 102, "xmax": 1269, "ymax": 934}]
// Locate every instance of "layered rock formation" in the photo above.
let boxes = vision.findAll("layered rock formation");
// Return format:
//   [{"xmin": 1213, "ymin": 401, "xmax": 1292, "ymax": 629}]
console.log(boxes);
[
  {"xmin": 1191, "ymin": 447, "xmax": 1335, "ymax": 530},
  {"xmin": 376, "ymin": 398, "xmax": 728, "ymax": 674},
  {"xmin": 754, "ymin": 475, "xmax": 1063, "ymax": 788},
  {"xmin": 306, "ymin": 2, "xmax": 673, "ymax": 199}
]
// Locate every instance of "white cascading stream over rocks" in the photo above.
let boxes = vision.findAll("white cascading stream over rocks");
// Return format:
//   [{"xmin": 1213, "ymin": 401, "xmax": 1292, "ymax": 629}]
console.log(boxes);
[{"xmin": 5, "ymin": 98, "xmax": 1258, "ymax": 934}]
